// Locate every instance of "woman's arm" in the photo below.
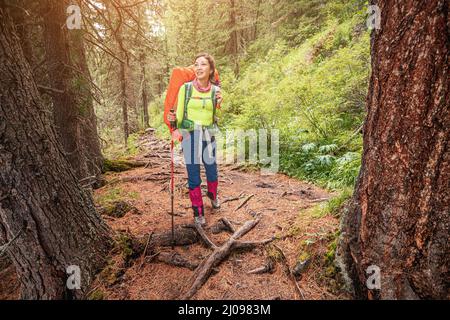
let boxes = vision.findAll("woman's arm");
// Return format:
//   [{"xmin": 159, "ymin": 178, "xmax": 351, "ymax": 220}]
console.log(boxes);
[{"xmin": 176, "ymin": 84, "xmax": 186, "ymax": 128}]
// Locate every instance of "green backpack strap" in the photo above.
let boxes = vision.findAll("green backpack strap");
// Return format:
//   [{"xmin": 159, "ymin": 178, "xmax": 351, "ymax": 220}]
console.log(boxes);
[
  {"xmin": 183, "ymin": 82, "xmax": 218, "ymax": 127},
  {"xmin": 211, "ymin": 85, "xmax": 217, "ymax": 124},
  {"xmin": 183, "ymin": 82, "xmax": 193, "ymax": 123}
]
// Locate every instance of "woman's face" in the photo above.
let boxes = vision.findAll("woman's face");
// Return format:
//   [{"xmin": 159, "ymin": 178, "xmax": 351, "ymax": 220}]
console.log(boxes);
[{"xmin": 194, "ymin": 56, "xmax": 211, "ymax": 82}]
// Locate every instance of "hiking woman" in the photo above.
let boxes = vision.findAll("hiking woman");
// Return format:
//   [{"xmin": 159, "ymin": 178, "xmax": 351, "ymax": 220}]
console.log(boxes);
[{"xmin": 167, "ymin": 53, "xmax": 223, "ymax": 225}]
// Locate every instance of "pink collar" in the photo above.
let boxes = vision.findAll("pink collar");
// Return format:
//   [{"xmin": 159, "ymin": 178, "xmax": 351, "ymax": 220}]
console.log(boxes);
[{"xmin": 193, "ymin": 78, "xmax": 211, "ymax": 92}]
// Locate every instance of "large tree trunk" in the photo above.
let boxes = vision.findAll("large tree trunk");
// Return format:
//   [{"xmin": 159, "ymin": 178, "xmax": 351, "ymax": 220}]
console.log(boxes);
[
  {"xmin": 41, "ymin": 0, "xmax": 87, "ymax": 179},
  {"xmin": 10, "ymin": 0, "xmax": 33, "ymax": 64},
  {"xmin": 0, "ymin": 3, "xmax": 113, "ymax": 299},
  {"xmin": 337, "ymin": 0, "xmax": 449, "ymax": 299}
]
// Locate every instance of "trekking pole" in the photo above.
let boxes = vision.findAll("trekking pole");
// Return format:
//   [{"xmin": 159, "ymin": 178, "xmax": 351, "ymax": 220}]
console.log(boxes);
[{"xmin": 169, "ymin": 109, "xmax": 176, "ymax": 249}]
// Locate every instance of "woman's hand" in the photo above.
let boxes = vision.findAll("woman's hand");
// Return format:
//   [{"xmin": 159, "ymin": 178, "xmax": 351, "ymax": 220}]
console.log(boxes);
[
  {"xmin": 167, "ymin": 110, "xmax": 176, "ymax": 123},
  {"xmin": 215, "ymin": 88, "xmax": 223, "ymax": 104},
  {"xmin": 171, "ymin": 129, "xmax": 183, "ymax": 142}
]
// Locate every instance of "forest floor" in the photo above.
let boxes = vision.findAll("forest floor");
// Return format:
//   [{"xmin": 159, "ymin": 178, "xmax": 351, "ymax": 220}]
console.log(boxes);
[{"xmin": 0, "ymin": 129, "xmax": 349, "ymax": 300}]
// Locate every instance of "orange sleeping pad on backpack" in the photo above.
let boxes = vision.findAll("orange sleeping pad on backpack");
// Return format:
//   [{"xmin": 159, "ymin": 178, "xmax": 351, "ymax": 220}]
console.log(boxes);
[{"xmin": 164, "ymin": 65, "xmax": 220, "ymax": 132}]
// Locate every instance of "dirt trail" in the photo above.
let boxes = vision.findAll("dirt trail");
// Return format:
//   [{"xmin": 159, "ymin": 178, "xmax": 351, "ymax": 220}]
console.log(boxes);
[
  {"xmin": 0, "ymin": 129, "xmax": 347, "ymax": 300},
  {"xmin": 92, "ymin": 129, "xmax": 347, "ymax": 300}
]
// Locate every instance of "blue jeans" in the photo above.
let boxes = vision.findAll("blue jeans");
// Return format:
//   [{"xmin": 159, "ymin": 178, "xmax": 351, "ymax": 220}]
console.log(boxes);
[{"xmin": 181, "ymin": 128, "xmax": 218, "ymax": 189}]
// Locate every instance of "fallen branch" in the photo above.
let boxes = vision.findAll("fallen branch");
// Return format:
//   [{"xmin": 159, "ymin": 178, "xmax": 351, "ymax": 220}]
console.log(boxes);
[
  {"xmin": 139, "ymin": 232, "xmax": 153, "ymax": 271},
  {"xmin": 222, "ymin": 192, "xmax": 245, "ymax": 205},
  {"xmin": 181, "ymin": 216, "xmax": 274, "ymax": 300},
  {"xmin": 233, "ymin": 238, "xmax": 275, "ymax": 250},
  {"xmin": 193, "ymin": 224, "xmax": 218, "ymax": 249},
  {"xmin": 222, "ymin": 196, "xmax": 241, "ymax": 204},
  {"xmin": 156, "ymin": 252, "xmax": 200, "ymax": 270},
  {"xmin": 235, "ymin": 194, "xmax": 254, "ymax": 211},
  {"xmin": 272, "ymin": 244, "xmax": 304, "ymax": 300},
  {"xmin": 208, "ymin": 218, "xmax": 235, "ymax": 234},
  {"xmin": 247, "ymin": 258, "xmax": 275, "ymax": 275},
  {"xmin": 308, "ymin": 197, "xmax": 330, "ymax": 203},
  {"xmin": 219, "ymin": 218, "xmax": 235, "ymax": 234}
]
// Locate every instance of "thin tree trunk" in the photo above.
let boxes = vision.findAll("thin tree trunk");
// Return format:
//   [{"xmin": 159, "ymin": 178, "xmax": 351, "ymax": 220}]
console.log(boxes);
[
  {"xmin": 253, "ymin": 0, "xmax": 262, "ymax": 40},
  {"xmin": 115, "ymin": 21, "xmax": 129, "ymax": 147},
  {"xmin": 140, "ymin": 52, "xmax": 149, "ymax": 128},
  {"xmin": 70, "ymin": 28, "xmax": 104, "ymax": 179},
  {"xmin": 0, "ymin": 3, "xmax": 113, "ymax": 299},
  {"xmin": 227, "ymin": 0, "xmax": 239, "ymax": 75},
  {"xmin": 119, "ymin": 59, "xmax": 129, "ymax": 147},
  {"xmin": 41, "ymin": 0, "xmax": 87, "ymax": 179},
  {"xmin": 337, "ymin": 0, "xmax": 449, "ymax": 300}
]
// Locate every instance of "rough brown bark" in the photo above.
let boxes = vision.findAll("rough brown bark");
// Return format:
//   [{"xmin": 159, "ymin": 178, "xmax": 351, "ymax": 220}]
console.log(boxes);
[
  {"xmin": 41, "ymin": 0, "xmax": 87, "ymax": 179},
  {"xmin": 0, "ymin": 3, "xmax": 113, "ymax": 299},
  {"xmin": 337, "ymin": 0, "xmax": 449, "ymax": 299},
  {"xmin": 10, "ymin": 0, "xmax": 33, "ymax": 64}
]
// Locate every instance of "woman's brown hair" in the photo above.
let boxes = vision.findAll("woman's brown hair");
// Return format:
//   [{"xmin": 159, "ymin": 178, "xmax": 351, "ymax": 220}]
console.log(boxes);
[{"xmin": 194, "ymin": 53, "xmax": 218, "ymax": 85}]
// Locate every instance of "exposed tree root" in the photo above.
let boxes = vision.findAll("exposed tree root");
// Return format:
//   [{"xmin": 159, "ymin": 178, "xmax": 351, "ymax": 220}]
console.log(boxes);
[
  {"xmin": 247, "ymin": 258, "xmax": 275, "ymax": 274},
  {"xmin": 272, "ymin": 244, "xmax": 305, "ymax": 300},
  {"xmin": 131, "ymin": 219, "xmax": 238, "ymax": 252},
  {"xmin": 103, "ymin": 159, "xmax": 148, "ymax": 173},
  {"xmin": 181, "ymin": 217, "xmax": 275, "ymax": 300},
  {"xmin": 155, "ymin": 252, "xmax": 200, "ymax": 270}
]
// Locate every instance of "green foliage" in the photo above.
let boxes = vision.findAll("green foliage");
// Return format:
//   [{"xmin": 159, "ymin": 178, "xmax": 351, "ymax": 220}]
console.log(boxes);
[
  {"xmin": 220, "ymin": 0, "xmax": 369, "ymax": 190},
  {"xmin": 94, "ymin": 186, "xmax": 139, "ymax": 208},
  {"xmin": 116, "ymin": 233, "xmax": 134, "ymax": 262},
  {"xmin": 87, "ymin": 289, "xmax": 105, "ymax": 300},
  {"xmin": 102, "ymin": 132, "xmax": 142, "ymax": 160},
  {"xmin": 311, "ymin": 187, "xmax": 353, "ymax": 218},
  {"xmin": 149, "ymin": 96, "xmax": 171, "ymax": 141}
]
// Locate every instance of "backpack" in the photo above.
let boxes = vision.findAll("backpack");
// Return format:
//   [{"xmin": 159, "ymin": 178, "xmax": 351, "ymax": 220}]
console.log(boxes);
[{"xmin": 164, "ymin": 66, "xmax": 220, "ymax": 131}]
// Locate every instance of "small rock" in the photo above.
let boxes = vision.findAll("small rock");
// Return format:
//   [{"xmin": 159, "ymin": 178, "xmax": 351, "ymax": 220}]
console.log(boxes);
[
  {"xmin": 292, "ymin": 259, "xmax": 312, "ymax": 279},
  {"xmin": 256, "ymin": 182, "xmax": 274, "ymax": 188}
]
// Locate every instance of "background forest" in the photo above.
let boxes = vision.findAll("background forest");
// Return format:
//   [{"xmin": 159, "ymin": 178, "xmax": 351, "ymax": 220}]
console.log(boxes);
[{"xmin": 89, "ymin": 0, "xmax": 370, "ymax": 199}]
